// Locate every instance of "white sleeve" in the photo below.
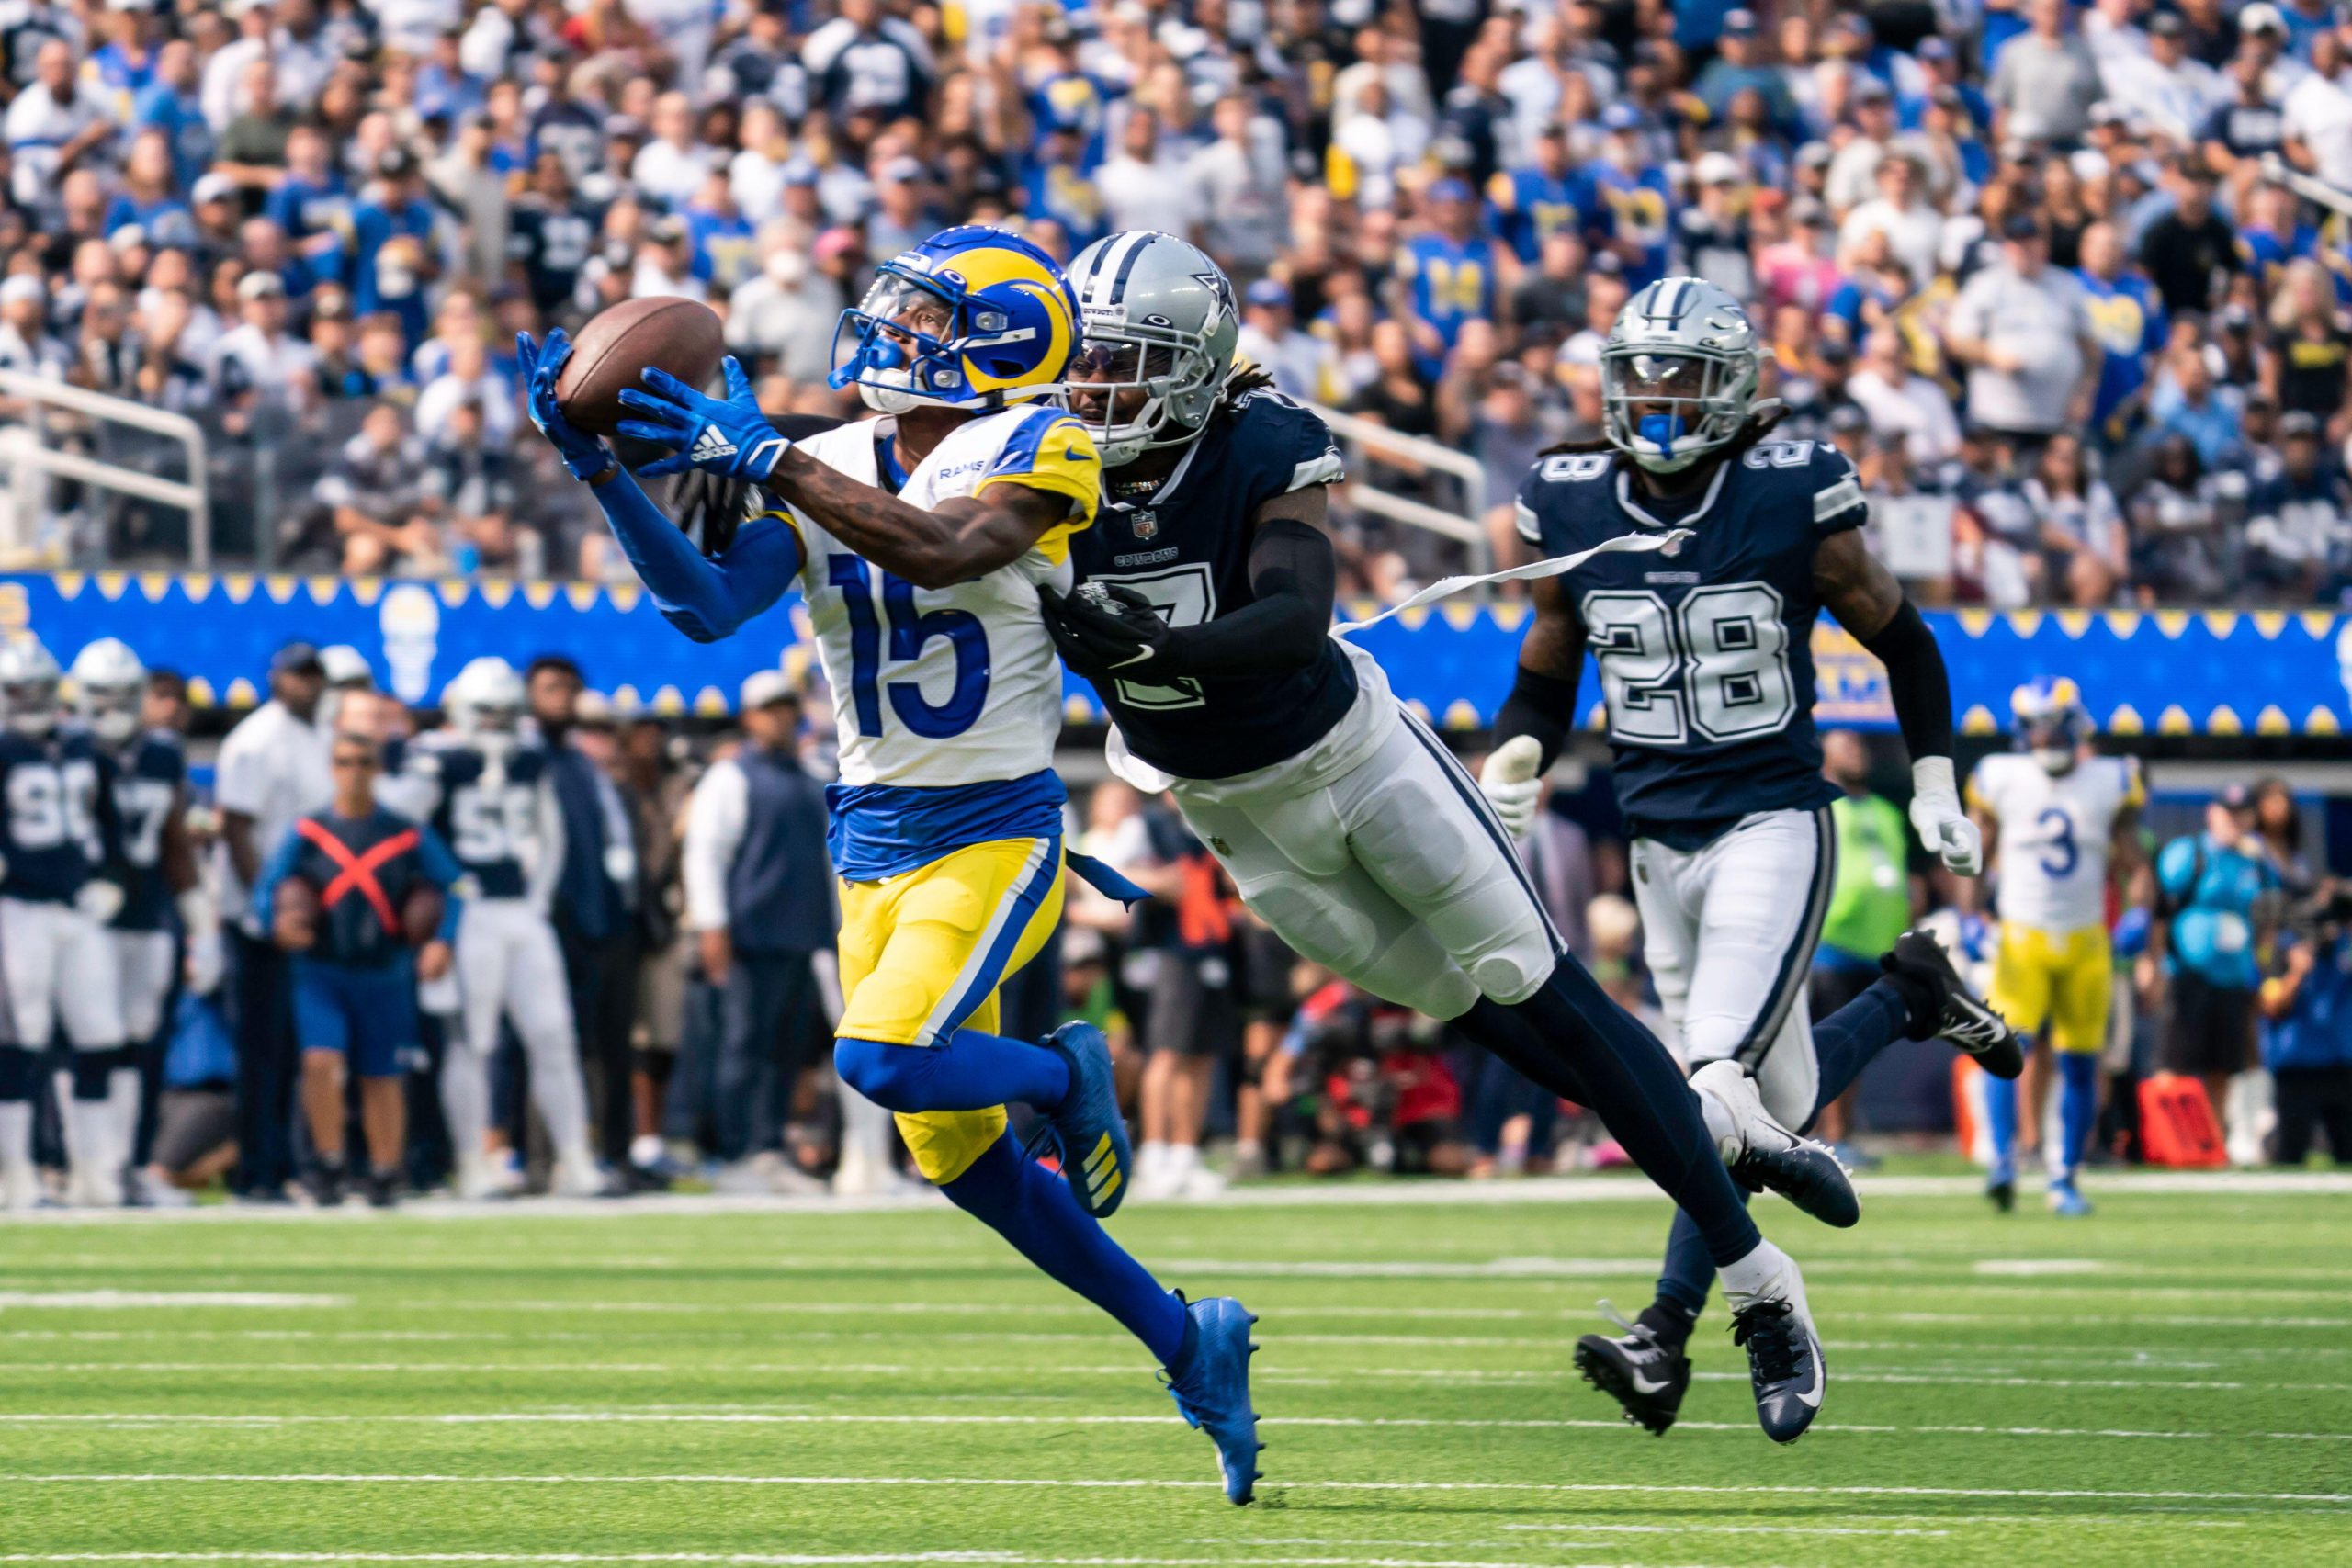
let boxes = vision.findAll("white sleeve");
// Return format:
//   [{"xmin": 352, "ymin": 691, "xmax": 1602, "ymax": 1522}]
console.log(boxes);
[
  {"xmin": 213, "ymin": 724, "xmax": 268, "ymax": 817},
  {"xmin": 529, "ymin": 772, "xmax": 566, "ymax": 913},
  {"xmin": 681, "ymin": 761, "xmax": 749, "ymax": 933}
]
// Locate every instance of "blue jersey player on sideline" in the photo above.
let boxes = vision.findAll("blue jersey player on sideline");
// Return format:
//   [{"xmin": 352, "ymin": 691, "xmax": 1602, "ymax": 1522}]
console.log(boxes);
[
  {"xmin": 394, "ymin": 656, "xmax": 601, "ymax": 1200},
  {"xmin": 0, "ymin": 637, "xmax": 132, "ymax": 1210},
  {"xmin": 1487, "ymin": 276, "xmax": 2027, "ymax": 1436},
  {"xmin": 514, "ymin": 224, "xmax": 1263, "ymax": 1502},
  {"xmin": 69, "ymin": 638, "xmax": 218, "ymax": 1206},
  {"xmin": 1043, "ymin": 231, "xmax": 1843, "ymax": 1444}
]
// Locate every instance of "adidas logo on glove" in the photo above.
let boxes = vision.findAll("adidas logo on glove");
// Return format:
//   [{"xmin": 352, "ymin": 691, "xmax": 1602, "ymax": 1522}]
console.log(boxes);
[{"xmin": 691, "ymin": 426, "xmax": 739, "ymax": 463}]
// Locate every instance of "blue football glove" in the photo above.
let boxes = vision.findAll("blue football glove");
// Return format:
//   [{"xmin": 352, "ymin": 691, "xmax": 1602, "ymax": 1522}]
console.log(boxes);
[
  {"xmin": 516, "ymin": 330, "xmax": 615, "ymax": 482},
  {"xmin": 614, "ymin": 357, "xmax": 790, "ymax": 481}
]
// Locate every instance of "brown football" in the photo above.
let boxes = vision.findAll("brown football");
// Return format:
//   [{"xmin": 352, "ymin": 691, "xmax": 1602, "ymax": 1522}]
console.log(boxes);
[
  {"xmin": 554, "ymin": 297, "xmax": 726, "ymax": 438},
  {"xmin": 401, "ymin": 885, "xmax": 445, "ymax": 948}
]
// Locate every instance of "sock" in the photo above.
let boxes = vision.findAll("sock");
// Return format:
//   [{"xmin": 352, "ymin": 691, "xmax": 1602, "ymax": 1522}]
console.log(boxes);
[
  {"xmin": 2052, "ymin": 1052, "xmax": 2098, "ymax": 1181},
  {"xmin": 0, "ymin": 1100, "xmax": 30, "ymax": 1184},
  {"xmin": 441, "ymin": 1043, "xmax": 491, "ymax": 1172},
  {"xmin": 523, "ymin": 1031, "xmax": 594, "ymax": 1168},
  {"xmin": 107, "ymin": 1048, "xmax": 141, "ymax": 1166},
  {"xmin": 1806, "ymin": 979, "xmax": 1913, "ymax": 1130},
  {"xmin": 834, "ymin": 1076, "xmax": 894, "ymax": 1174},
  {"xmin": 835, "ymin": 1030, "xmax": 1071, "ymax": 1115},
  {"xmin": 1716, "ymin": 1237, "xmax": 1784, "ymax": 1302},
  {"xmin": 1656, "ymin": 1200, "xmax": 1731, "ymax": 1321},
  {"xmin": 1465, "ymin": 957, "xmax": 1763, "ymax": 1269},
  {"xmin": 1984, "ymin": 1069, "xmax": 2018, "ymax": 1182},
  {"xmin": 939, "ymin": 1134, "xmax": 1187, "ymax": 1364},
  {"xmin": 1138, "ymin": 1140, "xmax": 1170, "ymax": 1186},
  {"xmin": 1641, "ymin": 1296, "xmax": 1699, "ymax": 1347}
]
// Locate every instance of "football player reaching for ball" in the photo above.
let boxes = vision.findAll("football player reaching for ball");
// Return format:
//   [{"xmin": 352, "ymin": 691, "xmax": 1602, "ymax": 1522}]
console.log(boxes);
[{"xmin": 519, "ymin": 225, "xmax": 1263, "ymax": 1504}]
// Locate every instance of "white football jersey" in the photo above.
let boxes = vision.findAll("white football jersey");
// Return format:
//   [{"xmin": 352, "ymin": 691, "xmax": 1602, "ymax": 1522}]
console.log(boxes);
[
  {"xmin": 1968, "ymin": 752, "xmax": 2144, "ymax": 933},
  {"xmin": 772, "ymin": 405, "xmax": 1099, "ymax": 789}
]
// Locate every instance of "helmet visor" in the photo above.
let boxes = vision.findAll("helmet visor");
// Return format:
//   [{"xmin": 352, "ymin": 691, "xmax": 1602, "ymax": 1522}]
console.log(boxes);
[
  {"xmin": 829, "ymin": 269, "xmax": 963, "ymax": 395},
  {"xmin": 1065, "ymin": 337, "xmax": 1175, "ymax": 428}
]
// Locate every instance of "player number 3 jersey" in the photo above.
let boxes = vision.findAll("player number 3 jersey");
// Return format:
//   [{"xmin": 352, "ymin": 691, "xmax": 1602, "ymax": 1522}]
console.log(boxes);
[
  {"xmin": 1968, "ymin": 753, "xmax": 2143, "ymax": 934},
  {"xmin": 768, "ymin": 404, "xmax": 1100, "ymax": 792}
]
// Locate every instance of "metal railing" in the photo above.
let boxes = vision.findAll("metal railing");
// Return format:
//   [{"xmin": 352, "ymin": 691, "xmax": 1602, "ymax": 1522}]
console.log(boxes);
[
  {"xmin": 1306, "ymin": 401, "xmax": 1493, "ymax": 577},
  {"xmin": 0, "ymin": 372, "xmax": 211, "ymax": 569}
]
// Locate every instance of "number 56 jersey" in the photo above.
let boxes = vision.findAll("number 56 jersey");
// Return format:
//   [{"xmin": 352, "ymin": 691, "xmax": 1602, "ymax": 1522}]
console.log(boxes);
[
  {"xmin": 1516, "ymin": 438, "xmax": 1865, "ymax": 831},
  {"xmin": 769, "ymin": 404, "xmax": 1100, "ymax": 791}
]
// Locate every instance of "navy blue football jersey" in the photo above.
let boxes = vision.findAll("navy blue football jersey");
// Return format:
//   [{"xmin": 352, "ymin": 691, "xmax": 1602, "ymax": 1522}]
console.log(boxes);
[
  {"xmin": 1516, "ymin": 438, "xmax": 1866, "ymax": 835},
  {"xmin": 412, "ymin": 741, "xmax": 549, "ymax": 901},
  {"xmin": 1069, "ymin": 390, "xmax": 1353, "ymax": 780},
  {"xmin": 0, "ymin": 728, "xmax": 117, "ymax": 903},
  {"xmin": 110, "ymin": 730, "xmax": 185, "ymax": 931}
]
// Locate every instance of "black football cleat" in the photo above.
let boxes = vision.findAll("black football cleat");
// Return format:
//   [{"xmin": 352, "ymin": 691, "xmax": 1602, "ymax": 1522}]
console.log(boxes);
[
  {"xmin": 1690, "ymin": 1061, "xmax": 1860, "ymax": 1228},
  {"xmin": 1574, "ymin": 1302, "xmax": 1693, "ymax": 1435},
  {"xmin": 1724, "ymin": 1244, "xmax": 1826, "ymax": 1445},
  {"xmin": 1884, "ymin": 930, "xmax": 2025, "ymax": 1080}
]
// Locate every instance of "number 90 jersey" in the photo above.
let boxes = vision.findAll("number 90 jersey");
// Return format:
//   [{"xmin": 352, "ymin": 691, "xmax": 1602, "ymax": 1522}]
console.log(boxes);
[
  {"xmin": 767, "ymin": 405, "xmax": 1100, "ymax": 790},
  {"xmin": 1967, "ymin": 753, "xmax": 2143, "ymax": 934},
  {"xmin": 1516, "ymin": 439, "xmax": 1866, "ymax": 829}
]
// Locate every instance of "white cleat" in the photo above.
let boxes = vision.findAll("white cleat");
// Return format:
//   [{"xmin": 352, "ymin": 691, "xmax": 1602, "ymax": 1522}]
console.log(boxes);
[
  {"xmin": 1690, "ymin": 1061, "xmax": 1860, "ymax": 1227},
  {"xmin": 1721, "ymin": 1240, "xmax": 1826, "ymax": 1444},
  {"xmin": 549, "ymin": 1156, "xmax": 614, "ymax": 1199},
  {"xmin": 66, "ymin": 1163, "xmax": 123, "ymax": 1210}
]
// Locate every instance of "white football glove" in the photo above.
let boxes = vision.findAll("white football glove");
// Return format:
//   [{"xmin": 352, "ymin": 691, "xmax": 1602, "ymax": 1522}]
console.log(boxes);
[
  {"xmin": 1479, "ymin": 735, "xmax": 1545, "ymax": 840},
  {"xmin": 1909, "ymin": 755, "xmax": 1983, "ymax": 876},
  {"xmin": 74, "ymin": 880, "xmax": 123, "ymax": 925}
]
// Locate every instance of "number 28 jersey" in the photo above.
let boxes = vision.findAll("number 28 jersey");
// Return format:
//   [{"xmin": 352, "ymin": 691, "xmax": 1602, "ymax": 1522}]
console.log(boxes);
[
  {"xmin": 766, "ymin": 405, "xmax": 1100, "ymax": 790},
  {"xmin": 1516, "ymin": 439, "xmax": 1866, "ymax": 833},
  {"xmin": 1967, "ymin": 753, "xmax": 2143, "ymax": 934}
]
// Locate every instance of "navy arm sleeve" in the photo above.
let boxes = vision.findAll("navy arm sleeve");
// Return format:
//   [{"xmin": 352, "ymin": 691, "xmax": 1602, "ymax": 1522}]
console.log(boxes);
[
  {"xmin": 1857, "ymin": 598, "xmax": 1954, "ymax": 761},
  {"xmin": 1158, "ymin": 518, "xmax": 1336, "ymax": 679},
  {"xmin": 592, "ymin": 468, "xmax": 804, "ymax": 643}
]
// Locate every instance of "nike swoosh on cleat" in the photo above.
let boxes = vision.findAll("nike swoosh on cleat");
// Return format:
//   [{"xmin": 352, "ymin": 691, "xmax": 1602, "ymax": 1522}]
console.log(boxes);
[{"xmin": 1626, "ymin": 1368, "xmax": 1674, "ymax": 1394}]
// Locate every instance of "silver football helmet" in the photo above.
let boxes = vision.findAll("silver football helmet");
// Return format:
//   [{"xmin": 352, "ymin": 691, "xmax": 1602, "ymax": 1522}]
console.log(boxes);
[
  {"xmin": 0, "ymin": 637, "xmax": 61, "ymax": 738},
  {"xmin": 69, "ymin": 637, "xmax": 145, "ymax": 746},
  {"xmin": 1061, "ymin": 231, "xmax": 1239, "ymax": 467},
  {"xmin": 446, "ymin": 655, "xmax": 525, "ymax": 740},
  {"xmin": 1601, "ymin": 276, "xmax": 1762, "ymax": 475}
]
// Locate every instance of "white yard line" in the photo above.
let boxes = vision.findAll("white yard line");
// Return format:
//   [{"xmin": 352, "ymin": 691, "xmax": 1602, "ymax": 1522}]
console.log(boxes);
[
  {"xmin": 0, "ymin": 1475, "xmax": 2341, "ymax": 1506},
  {"xmin": 0, "ymin": 1293, "xmax": 346, "ymax": 1309},
  {"xmin": 0, "ymin": 1556, "xmax": 1747, "ymax": 1568},
  {"xmin": 0, "ymin": 1412, "xmax": 2341, "ymax": 1443}
]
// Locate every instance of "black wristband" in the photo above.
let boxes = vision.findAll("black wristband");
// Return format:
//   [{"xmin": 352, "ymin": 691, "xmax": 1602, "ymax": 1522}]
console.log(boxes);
[
  {"xmin": 1494, "ymin": 663, "xmax": 1581, "ymax": 773},
  {"xmin": 1857, "ymin": 598, "xmax": 1954, "ymax": 761}
]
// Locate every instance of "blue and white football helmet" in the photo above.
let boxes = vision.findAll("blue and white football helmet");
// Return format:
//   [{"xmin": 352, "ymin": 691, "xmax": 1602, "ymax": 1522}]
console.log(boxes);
[
  {"xmin": 2011, "ymin": 674, "xmax": 2092, "ymax": 774},
  {"xmin": 1601, "ymin": 276, "xmax": 1763, "ymax": 475},
  {"xmin": 830, "ymin": 226, "xmax": 1081, "ymax": 414}
]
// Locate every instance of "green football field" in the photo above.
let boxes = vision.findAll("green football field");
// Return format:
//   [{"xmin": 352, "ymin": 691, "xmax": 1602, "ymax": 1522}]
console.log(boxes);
[{"xmin": 1, "ymin": 1173, "xmax": 2346, "ymax": 1568}]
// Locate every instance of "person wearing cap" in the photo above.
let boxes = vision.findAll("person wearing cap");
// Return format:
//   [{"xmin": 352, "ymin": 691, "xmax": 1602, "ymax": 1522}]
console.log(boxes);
[
  {"xmin": 2150, "ymin": 788, "xmax": 2285, "ymax": 1128},
  {"xmin": 1693, "ymin": 9, "xmax": 1796, "ymax": 131},
  {"xmin": 803, "ymin": 0, "xmax": 936, "ymax": 124},
  {"xmin": 2244, "ymin": 409, "xmax": 2352, "ymax": 595},
  {"xmin": 1989, "ymin": 0, "xmax": 2107, "ymax": 143},
  {"xmin": 1946, "ymin": 211, "xmax": 2101, "ymax": 448},
  {"xmin": 1233, "ymin": 278, "xmax": 1325, "ymax": 403},
  {"xmin": 1488, "ymin": 120, "xmax": 1583, "ymax": 265},
  {"xmin": 217, "ymin": 642, "xmax": 334, "ymax": 1201},
  {"xmin": 348, "ymin": 147, "xmax": 439, "ymax": 347},
  {"xmin": 2100, "ymin": 9, "xmax": 2227, "ymax": 142},
  {"xmin": 680, "ymin": 672, "xmax": 832, "ymax": 1191},
  {"xmin": 1392, "ymin": 175, "xmax": 1503, "ymax": 377},
  {"xmin": 628, "ymin": 212, "xmax": 707, "ymax": 303},
  {"xmin": 1673, "ymin": 152, "xmax": 1755, "ymax": 300},
  {"xmin": 1582, "ymin": 103, "xmax": 1672, "ymax": 287},
  {"xmin": 1823, "ymin": 80, "xmax": 1903, "ymax": 215},
  {"xmin": 208, "ymin": 267, "xmax": 318, "ymax": 422}
]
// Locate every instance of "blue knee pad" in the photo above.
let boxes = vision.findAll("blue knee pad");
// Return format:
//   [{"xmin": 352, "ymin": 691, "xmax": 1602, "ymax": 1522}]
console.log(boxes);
[{"xmin": 834, "ymin": 1036, "xmax": 931, "ymax": 1112}]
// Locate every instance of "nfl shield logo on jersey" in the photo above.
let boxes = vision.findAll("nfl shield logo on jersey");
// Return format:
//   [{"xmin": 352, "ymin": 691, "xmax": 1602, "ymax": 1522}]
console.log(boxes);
[{"xmin": 1130, "ymin": 510, "xmax": 1159, "ymax": 540}]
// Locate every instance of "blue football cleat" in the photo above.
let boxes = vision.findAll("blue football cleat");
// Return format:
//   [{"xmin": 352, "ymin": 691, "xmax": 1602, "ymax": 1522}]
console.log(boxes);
[
  {"xmin": 2048, "ymin": 1176, "xmax": 2093, "ymax": 1217},
  {"xmin": 1164, "ymin": 1294, "xmax": 1262, "ymax": 1505},
  {"xmin": 1035, "ymin": 1021, "xmax": 1131, "ymax": 1216}
]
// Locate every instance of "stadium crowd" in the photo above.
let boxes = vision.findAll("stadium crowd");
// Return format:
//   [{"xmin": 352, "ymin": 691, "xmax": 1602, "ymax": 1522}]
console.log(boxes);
[
  {"xmin": 0, "ymin": 624, "xmax": 2323, "ymax": 1213},
  {"xmin": 3, "ymin": 0, "xmax": 2352, "ymax": 603}
]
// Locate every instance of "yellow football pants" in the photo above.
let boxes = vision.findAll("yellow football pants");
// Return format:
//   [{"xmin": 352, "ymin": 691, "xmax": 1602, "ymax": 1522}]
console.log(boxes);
[
  {"xmin": 1990, "ymin": 922, "xmax": 2112, "ymax": 1055},
  {"xmin": 835, "ymin": 835, "xmax": 1066, "ymax": 1184}
]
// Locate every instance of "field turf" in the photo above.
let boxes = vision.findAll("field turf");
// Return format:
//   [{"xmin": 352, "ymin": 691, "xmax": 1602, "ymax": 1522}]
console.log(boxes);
[{"xmin": 0, "ymin": 1172, "xmax": 2346, "ymax": 1568}]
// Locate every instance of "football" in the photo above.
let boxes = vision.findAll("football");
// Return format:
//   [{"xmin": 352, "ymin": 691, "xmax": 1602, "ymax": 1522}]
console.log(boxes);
[
  {"xmin": 554, "ymin": 296, "xmax": 726, "ymax": 438},
  {"xmin": 401, "ymin": 885, "xmax": 445, "ymax": 947}
]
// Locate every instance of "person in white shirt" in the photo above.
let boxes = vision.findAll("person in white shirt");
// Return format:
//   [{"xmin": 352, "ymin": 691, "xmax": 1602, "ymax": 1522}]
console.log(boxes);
[
  {"xmin": 1097, "ymin": 107, "xmax": 1196, "ymax": 237},
  {"xmin": 216, "ymin": 644, "xmax": 334, "ymax": 1201},
  {"xmin": 1836, "ymin": 146, "xmax": 1945, "ymax": 287},
  {"xmin": 681, "ymin": 672, "xmax": 838, "ymax": 1195},
  {"xmin": 208, "ymin": 272, "xmax": 319, "ymax": 417},
  {"xmin": 1846, "ymin": 327, "xmax": 1963, "ymax": 464},
  {"xmin": 2099, "ymin": 12, "xmax": 2225, "ymax": 144},
  {"xmin": 629, "ymin": 92, "xmax": 715, "ymax": 211},
  {"xmin": 6, "ymin": 39, "xmax": 111, "ymax": 215},
  {"xmin": 2283, "ymin": 67, "xmax": 2352, "ymax": 193}
]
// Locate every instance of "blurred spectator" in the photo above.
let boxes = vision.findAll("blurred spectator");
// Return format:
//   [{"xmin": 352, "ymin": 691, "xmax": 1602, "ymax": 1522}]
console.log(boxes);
[
  {"xmin": 2262, "ymin": 910, "xmax": 2352, "ymax": 1165},
  {"xmin": 682, "ymin": 673, "xmax": 831, "ymax": 1191},
  {"xmin": 1847, "ymin": 327, "xmax": 1961, "ymax": 464},
  {"xmin": 2244, "ymin": 411, "xmax": 2351, "ymax": 598},
  {"xmin": 2152, "ymin": 786, "xmax": 2284, "ymax": 1117},
  {"xmin": 2023, "ymin": 432, "xmax": 2131, "ymax": 606},
  {"xmin": 1990, "ymin": 0, "xmax": 2107, "ymax": 143},
  {"xmin": 1947, "ymin": 214, "xmax": 2098, "ymax": 449}
]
